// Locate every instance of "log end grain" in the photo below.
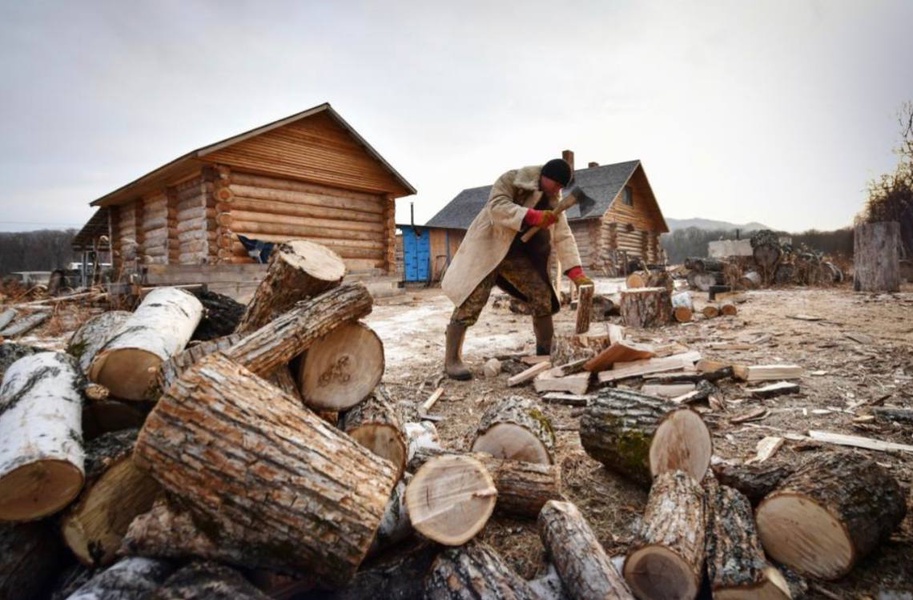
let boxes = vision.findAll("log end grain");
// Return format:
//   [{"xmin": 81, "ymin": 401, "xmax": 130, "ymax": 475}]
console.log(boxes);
[
  {"xmin": 713, "ymin": 566, "xmax": 791, "ymax": 600},
  {"xmin": 347, "ymin": 425, "xmax": 407, "ymax": 481},
  {"xmin": 89, "ymin": 348, "xmax": 162, "ymax": 402},
  {"xmin": 0, "ymin": 460, "xmax": 84, "ymax": 521},
  {"xmin": 281, "ymin": 239, "xmax": 347, "ymax": 283},
  {"xmin": 299, "ymin": 322, "xmax": 384, "ymax": 411},
  {"xmin": 623, "ymin": 545, "xmax": 699, "ymax": 600},
  {"xmin": 471, "ymin": 423, "xmax": 553, "ymax": 465},
  {"xmin": 649, "ymin": 408, "xmax": 712, "ymax": 483}
]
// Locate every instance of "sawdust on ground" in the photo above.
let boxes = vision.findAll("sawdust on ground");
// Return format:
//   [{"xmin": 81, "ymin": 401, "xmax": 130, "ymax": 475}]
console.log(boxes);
[{"xmin": 368, "ymin": 279, "xmax": 913, "ymax": 597}]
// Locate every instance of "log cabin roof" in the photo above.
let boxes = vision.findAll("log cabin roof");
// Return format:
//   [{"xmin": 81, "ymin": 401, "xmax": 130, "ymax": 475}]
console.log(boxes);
[
  {"xmin": 425, "ymin": 160, "xmax": 668, "ymax": 232},
  {"xmin": 90, "ymin": 103, "xmax": 416, "ymax": 208}
]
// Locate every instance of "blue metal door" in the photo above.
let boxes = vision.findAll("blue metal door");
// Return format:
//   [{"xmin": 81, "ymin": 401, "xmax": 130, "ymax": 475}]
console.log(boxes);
[{"xmin": 403, "ymin": 227, "xmax": 431, "ymax": 282}]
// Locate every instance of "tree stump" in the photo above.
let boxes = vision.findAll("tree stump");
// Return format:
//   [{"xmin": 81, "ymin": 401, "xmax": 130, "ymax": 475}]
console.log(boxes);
[
  {"xmin": 0, "ymin": 521, "xmax": 65, "ymax": 600},
  {"xmin": 755, "ymin": 451, "xmax": 907, "ymax": 580},
  {"xmin": 153, "ymin": 561, "xmax": 269, "ymax": 600},
  {"xmin": 620, "ymin": 287, "xmax": 672, "ymax": 328},
  {"xmin": 88, "ymin": 287, "xmax": 203, "ymax": 401},
  {"xmin": 704, "ymin": 477, "xmax": 790, "ymax": 599},
  {"xmin": 407, "ymin": 447, "xmax": 562, "ymax": 518},
  {"xmin": 224, "ymin": 283, "xmax": 373, "ymax": 379},
  {"xmin": 854, "ymin": 221, "xmax": 901, "ymax": 292},
  {"xmin": 235, "ymin": 239, "xmax": 346, "ymax": 334},
  {"xmin": 65, "ymin": 557, "xmax": 176, "ymax": 600},
  {"xmin": 66, "ymin": 310, "xmax": 132, "ymax": 374},
  {"xmin": 0, "ymin": 352, "xmax": 84, "ymax": 521},
  {"xmin": 471, "ymin": 396, "xmax": 555, "ymax": 464},
  {"xmin": 61, "ymin": 429, "xmax": 161, "ymax": 568},
  {"xmin": 340, "ymin": 385, "xmax": 407, "ymax": 479},
  {"xmin": 133, "ymin": 353, "xmax": 399, "ymax": 584},
  {"xmin": 405, "ymin": 455, "xmax": 497, "ymax": 546},
  {"xmin": 579, "ymin": 388, "xmax": 712, "ymax": 488},
  {"xmin": 298, "ymin": 321, "xmax": 385, "ymax": 411},
  {"xmin": 424, "ymin": 540, "xmax": 539, "ymax": 600},
  {"xmin": 538, "ymin": 500, "xmax": 635, "ymax": 600},
  {"xmin": 623, "ymin": 471, "xmax": 705, "ymax": 600}
]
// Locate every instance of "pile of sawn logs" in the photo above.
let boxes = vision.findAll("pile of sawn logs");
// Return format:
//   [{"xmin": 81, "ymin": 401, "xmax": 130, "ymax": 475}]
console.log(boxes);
[{"xmin": 0, "ymin": 239, "xmax": 907, "ymax": 600}]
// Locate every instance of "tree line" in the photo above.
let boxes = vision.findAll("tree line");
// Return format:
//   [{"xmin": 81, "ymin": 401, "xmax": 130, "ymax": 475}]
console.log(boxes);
[
  {"xmin": 0, "ymin": 229, "xmax": 79, "ymax": 278},
  {"xmin": 660, "ymin": 227, "xmax": 855, "ymax": 265}
]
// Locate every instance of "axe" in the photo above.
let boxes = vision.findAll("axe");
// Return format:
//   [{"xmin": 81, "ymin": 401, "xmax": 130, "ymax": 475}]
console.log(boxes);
[{"xmin": 521, "ymin": 186, "xmax": 597, "ymax": 243}]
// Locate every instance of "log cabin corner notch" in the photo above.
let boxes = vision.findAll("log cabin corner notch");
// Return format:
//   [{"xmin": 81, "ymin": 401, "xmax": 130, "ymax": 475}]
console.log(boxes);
[
  {"xmin": 78, "ymin": 102, "xmax": 416, "ymax": 294},
  {"xmin": 423, "ymin": 152, "xmax": 668, "ymax": 279}
]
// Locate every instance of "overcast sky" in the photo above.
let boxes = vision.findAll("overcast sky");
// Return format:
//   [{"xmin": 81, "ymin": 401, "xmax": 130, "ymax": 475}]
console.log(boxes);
[{"xmin": 1, "ymin": 0, "xmax": 911, "ymax": 234}]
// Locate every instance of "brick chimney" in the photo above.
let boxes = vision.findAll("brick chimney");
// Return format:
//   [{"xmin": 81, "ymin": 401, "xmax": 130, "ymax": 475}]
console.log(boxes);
[
  {"xmin": 588, "ymin": 161, "xmax": 599, "ymax": 168},
  {"xmin": 562, "ymin": 149, "xmax": 575, "ymax": 171}
]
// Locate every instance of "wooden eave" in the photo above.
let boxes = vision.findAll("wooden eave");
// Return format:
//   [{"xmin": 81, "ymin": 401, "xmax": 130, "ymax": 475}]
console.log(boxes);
[
  {"xmin": 90, "ymin": 103, "xmax": 416, "ymax": 208},
  {"xmin": 606, "ymin": 163, "xmax": 670, "ymax": 234}
]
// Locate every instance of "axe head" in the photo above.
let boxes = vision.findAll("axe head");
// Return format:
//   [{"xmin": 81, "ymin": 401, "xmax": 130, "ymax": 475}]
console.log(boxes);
[{"xmin": 563, "ymin": 186, "xmax": 597, "ymax": 217}]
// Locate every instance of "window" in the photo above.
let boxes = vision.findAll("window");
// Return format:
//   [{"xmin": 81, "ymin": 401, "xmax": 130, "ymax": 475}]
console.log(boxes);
[{"xmin": 622, "ymin": 186, "xmax": 633, "ymax": 206}]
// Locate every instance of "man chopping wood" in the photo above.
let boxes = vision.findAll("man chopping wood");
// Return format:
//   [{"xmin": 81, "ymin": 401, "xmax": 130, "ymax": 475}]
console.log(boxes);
[{"xmin": 441, "ymin": 158, "xmax": 593, "ymax": 380}]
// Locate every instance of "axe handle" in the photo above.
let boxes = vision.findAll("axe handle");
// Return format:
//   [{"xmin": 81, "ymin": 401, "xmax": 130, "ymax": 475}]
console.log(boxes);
[{"xmin": 521, "ymin": 195, "xmax": 578, "ymax": 243}]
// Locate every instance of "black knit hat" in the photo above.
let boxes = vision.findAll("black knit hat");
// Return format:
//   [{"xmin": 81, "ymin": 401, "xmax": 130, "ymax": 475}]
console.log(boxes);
[{"xmin": 541, "ymin": 158, "xmax": 573, "ymax": 187}]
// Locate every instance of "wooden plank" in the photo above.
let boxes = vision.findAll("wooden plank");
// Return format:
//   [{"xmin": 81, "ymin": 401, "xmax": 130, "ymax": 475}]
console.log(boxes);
[
  {"xmin": 540, "ymin": 393, "xmax": 593, "ymax": 407},
  {"xmin": 734, "ymin": 364, "xmax": 803, "ymax": 382},
  {"xmin": 533, "ymin": 371, "xmax": 590, "ymax": 396},
  {"xmin": 641, "ymin": 383, "xmax": 696, "ymax": 399},
  {"xmin": 583, "ymin": 340, "xmax": 655, "ymax": 373},
  {"xmin": 747, "ymin": 381, "xmax": 800, "ymax": 398},
  {"xmin": 807, "ymin": 430, "xmax": 913, "ymax": 454},
  {"xmin": 596, "ymin": 352, "xmax": 701, "ymax": 384},
  {"xmin": 507, "ymin": 361, "xmax": 552, "ymax": 387}
]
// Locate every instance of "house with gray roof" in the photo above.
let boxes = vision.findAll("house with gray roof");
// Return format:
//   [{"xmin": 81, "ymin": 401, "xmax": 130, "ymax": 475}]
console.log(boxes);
[{"xmin": 422, "ymin": 151, "xmax": 669, "ymax": 279}]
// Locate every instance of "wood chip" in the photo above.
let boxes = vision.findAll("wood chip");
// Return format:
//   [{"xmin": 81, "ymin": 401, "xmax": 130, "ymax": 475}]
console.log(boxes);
[{"xmin": 746, "ymin": 436, "xmax": 784, "ymax": 464}]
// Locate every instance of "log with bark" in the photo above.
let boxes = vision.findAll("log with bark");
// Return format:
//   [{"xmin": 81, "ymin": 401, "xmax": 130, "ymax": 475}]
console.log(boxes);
[
  {"xmin": 407, "ymin": 446, "xmax": 562, "ymax": 518},
  {"xmin": 88, "ymin": 287, "xmax": 203, "ymax": 401},
  {"xmin": 710, "ymin": 461, "xmax": 795, "ymax": 506},
  {"xmin": 538, "ymin": 500, "xmax": 635, "ymax": 600},
  {"xmin": 81, "ymin": 398, "xmax": 149, "ymax": 441},
  {"xmin": 223, "ymin": 283, "xmax": 373, "ymax": 380},
  {"xmin": 154, "ymin": 334, "xmax": 243, "ymax": 397},
  {"xmin": 152, "ymin": 561, "xmax": 269, "ymax": 600},
  {"xmin": 319, "ymin": 540, "xmax": 438, "ymax": 600},
  {"xmin": 66, "ymin": 310, "xmax": 132, "ymax": 374},
  {"xmin": 579, "ymin": 388, "xmax": 712, "ymax": 488},
  {"xmin": 623, "ymin": 471, "xmax": 706, "ymax": 600},
  {"xmin": 61, "ymin": 429, "xmax": 160, "ymax": 568},
  {"xmin": 190, "ymin": 289, "xmax": 245, "ymax": 341},
  {"xmin": 0, "ymin": 521, "xmax": 65, "ymax": 600},
  {"xmin": 470, "ymin": 396, "xmax": 556, "ymax": 464},
  {"xmin": 704, "ymin": 477, "xmax": 790, "ymax": 599},
  {"xmin": 0, "ymin": 352, "xmax": 84, "ymax": 521},
  {"xmin": 405, "ymin": 454, "xmax": 497, "ymax": 546},
  {"xmin": 625, "ymin": 270, "xmax": 673, "ymax": 291},
  {"xmin": 65, "ymin": 556, "xmax": 176, "ymax": 600},
  {"xmin": 575, "ymin": 283, "xmax": 595, "ymax": 334},
  {"xmin": 755, "ymin": 451, "xmax": 906, "ymax": 580},
  {"xmin": 132, "ymin": 353, "xmax": 399, "ymax": 585},
  {"xmin": 424, "ymin": 540, "xmax": 539, "ymax": 600},
  {"xmin": 235, "ymin": 239, "xmax": 346, "ymax": 334},
  {"xmin": 0, "ymin": 311, "xmax": 50, "ymax": 338},
  {"xmin": 0, "ymin": 341, "xmax": 40, "ymax": 380},
  {"xmin": 297, "ymin": 320, "xmax": 385, "ymax": 411},
  {"xmin": 751, "ymin": 231, "xmax": 782, "ymax": 286},
  {"xmin": 854, "ymin": 221, "xmax": 901, "ymax": 292},
  {"xmin": 340, "ymin": 384, "xmax": 406, "ymax": 479},
  {"xmin": 619, "ymin": 287, "xmax": 672, "ymax": 328}
]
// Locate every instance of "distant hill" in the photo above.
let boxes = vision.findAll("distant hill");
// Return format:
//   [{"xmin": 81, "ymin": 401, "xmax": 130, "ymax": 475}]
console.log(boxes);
[{"xmin": 665, "ymin": 217, "xmax": 770, "ymax": 232}]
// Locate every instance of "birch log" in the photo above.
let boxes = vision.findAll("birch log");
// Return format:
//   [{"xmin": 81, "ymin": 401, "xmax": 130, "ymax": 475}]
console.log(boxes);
[
  {"xmin": 538, "ymin": 500, "xmax": 635, "ymax": 600},
  {"xmin": 88, "ymin": 287, "xmax": 203, "ymax": 401},
  {"xmin": 133, "ymin": 353, "xmax": 398, "ymax": 585},
  {"xmin": 235, "ymin": 239, "xmax": 346, "ymax": 334},
  {"xmin": 0, "ymin": 352, "xmax": 84, "ymax": 522},
  {"xmin": 66, "ymin": 311, "xmax": 132, "ymax": 374}
]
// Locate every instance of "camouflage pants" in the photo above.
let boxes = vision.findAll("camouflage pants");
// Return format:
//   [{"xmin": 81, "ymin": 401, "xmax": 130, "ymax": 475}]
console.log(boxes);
[{"xmin": 450, "ymin": 237, "xmax": 558, "ymax": 327}]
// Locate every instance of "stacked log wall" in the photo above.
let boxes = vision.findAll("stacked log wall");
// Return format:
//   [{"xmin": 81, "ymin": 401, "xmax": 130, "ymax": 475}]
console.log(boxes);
[
  {"xmin": 569, "ymin": 221, "xmax": 600, "ymax": 272},
  {"xmin": 141, "ymin": 192, "xmax": 168, "ymax": 265},
  {"xmin": 174, "ymin": 176, "xmax": 210, "ymax": 265},
  {"xmin": 115, "ymin": 202, "xmax": 138, "ymax": 273}
]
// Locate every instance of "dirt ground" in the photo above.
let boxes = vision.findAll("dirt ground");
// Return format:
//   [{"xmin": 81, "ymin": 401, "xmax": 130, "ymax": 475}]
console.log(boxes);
[{"xmin": 367, "ymin": 279, "xmax": 913, "ymax": 598}]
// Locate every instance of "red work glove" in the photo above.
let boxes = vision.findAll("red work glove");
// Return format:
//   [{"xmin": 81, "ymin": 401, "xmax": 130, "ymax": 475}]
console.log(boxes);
[
  {"xmin": 524, "ymin": 208, "xmax": 558, "ymax": 229},
  {"xmin": 566, "ymin": 266, "xmax": 594, "ymax": 287}
]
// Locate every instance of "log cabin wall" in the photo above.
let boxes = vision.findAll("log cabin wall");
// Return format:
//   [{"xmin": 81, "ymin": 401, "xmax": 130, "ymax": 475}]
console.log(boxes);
[
  {"xmin": 141, "ymin": 191, "xmax": 168, "ymax": 265},
  {"xmin": 174, "ymin": 176, "xmax": 209, "ymax": 265},
  {"xmin": 597, "ymin": 166, "xmax": 665, "ymax": 268},
  {"xmin": 116, "ymin": 201, "xmax": 138, "ymax": 271},
  {"xmin": 569, "ymin": 221, "xmax": 600, "ymax": 272}
]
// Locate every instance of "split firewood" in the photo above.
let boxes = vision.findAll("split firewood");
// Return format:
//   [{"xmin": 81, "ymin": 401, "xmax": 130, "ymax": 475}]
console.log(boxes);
[
  {"xmin": 641, "ymin": 382, "xmax": 696, "ymax": 399},
  {"xmin": 407, "ymin": 446, "xmax": 562, "ymax": 518},
  {"xmin": 133, "ymin": 353, "xmax": 399, "ymax": 584},
  {"xmin": 60, "ymin": 429, "xmax": 160, "ymax": 568},
  {"xmin": 66, "ymin": 310, "xmax": 132, "ymax": 374},
  {"xmin": 623, "ymin": 471, "xmax": 706, "ymax": 599},
  {"xmin": 540, "ymin": 392, "xmax": 593, "ymax": 407},
  {"xmin": 234, "ymin": 239, "xmax": 346, "ymax": 334},
  {"xmin": 153, "ymin": 560, "xmax": 269, "ymax": 600},
  {"xmin": 755, "ymin": 451, "xmax": 907, "ymax": 580},
  {"xmin": 507, "ymin": 361, "xmax": 552, "ymax": 386},
  {"xmin": 548, "ymin": 357, "xmax": 590, "ymax": 378},
  {"xmin": 575, "ymin": 283, "xmax": 595, "ymax": 334},
  {"xmin": 583, "ymin": 340, "xmax": 655, "ymax": 373},
  {"xmin": 65, "ymin": 557, "xmax": 176, "ymax": 600},
  {"xmin": 538, "ymin": 500, "xmax": 635, "ymax": 600},
  {"xmin": 88, "ymin": 287, "xmax": 204, "ymax": 401},
  {"xmin": 0, "ymin": 521, "xmax": 65, "ymax": 600},
  {"xmin": 0, "ymin": 311, "xmax": 50, "ymax": 338},
  {"xmin": 297, "ymin": 320, "xmax": 384, "ymax": 411},
  {"xmin": 0, "ymin": 352, "xmax": 85, "ymax": 521},
  {"xmin": 620, "ymin": 287, "xmax": 673, "ymax": 328},
  {"xmin": 424, "ymin": 540, "xmax": 539, "ymax": 600},
  {"xmin": 748, "ymin": 381, "xmax": 800, "ymax": 399},
  {"xmin": 596, "ymin": 351, "xmax": 701, "ymax": 384},
  {"xmin": 732, "ymin": 364, "xmax": 803, "ymax": 382},
  {"xmin": 534, "ymin": 370, "xmax": 591, "ymax": 396},
  {"xmin": 704, "ymin": 477, "xmax": 790, "ymax": 599},
  {"xmin": 580, "ymin": 388, "xmax": 712, "ymax": 488},
  {"xmin": 405, "ymin": 455, "xmax": 497, "ymax": 546},
  {"xmin": 223, "ymin": 282, "xmax": 373, "ymax": 380},
  {"xmin": 471, "ymin": 396, "xmax": 555, "ymax": 464},
  {"xmin": 341, "ymin": 385, "xmax": 407, "ymax": 479},
  {"xmin": 646, "ymin": 365, "xmax": 734, "ymax": 385},
  {"xmin": 711, "ymin": 461, "xmax": 795, "ymax": 506},
  {"xmin": 671, "ymin": 291, "xmax": 694, "ymax": 323}
]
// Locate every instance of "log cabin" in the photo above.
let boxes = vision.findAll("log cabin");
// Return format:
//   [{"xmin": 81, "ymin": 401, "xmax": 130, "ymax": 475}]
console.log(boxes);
[
  {"xmin": 72, "ymin": 103, "xmax": 415, "ymax": 300},
  {"xmin": 422, "ymin": 151, "xmax": 668, "ymax": 280}
]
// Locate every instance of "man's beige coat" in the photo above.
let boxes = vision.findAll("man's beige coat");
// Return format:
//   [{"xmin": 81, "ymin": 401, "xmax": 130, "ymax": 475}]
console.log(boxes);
[{"xmin": 441, "ymin": 165, "xmax": 583, "ymax": 308}]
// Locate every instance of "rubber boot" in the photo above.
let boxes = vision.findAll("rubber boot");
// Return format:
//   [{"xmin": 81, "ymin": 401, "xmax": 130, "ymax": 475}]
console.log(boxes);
[
  {"xmin": 444, "ymin": 322, "xmax": 472, "ymax": 380},
  {"xmin": 533, "ymin": 314, "xmax": 554, "ymax": 356}
]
